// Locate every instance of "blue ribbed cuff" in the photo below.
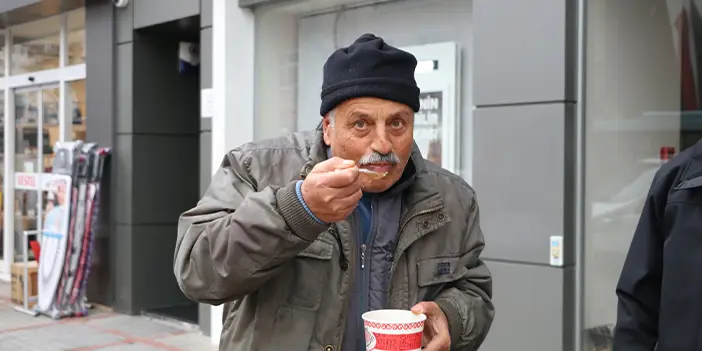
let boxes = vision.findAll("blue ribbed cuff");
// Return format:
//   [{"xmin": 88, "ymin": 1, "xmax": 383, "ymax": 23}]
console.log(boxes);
[{"xmin": 295, "ymin": 180, "xmax": 327, "ymax": 225}]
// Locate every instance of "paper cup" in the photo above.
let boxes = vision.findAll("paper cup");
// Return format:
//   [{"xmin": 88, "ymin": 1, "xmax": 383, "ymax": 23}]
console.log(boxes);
[{"xmin": 362, "ymin": 309, "xmax": 426, "ymax": 351}]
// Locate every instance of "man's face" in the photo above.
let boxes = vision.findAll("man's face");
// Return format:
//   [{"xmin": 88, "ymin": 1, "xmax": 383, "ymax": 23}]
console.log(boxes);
[{"xmin": 322, "ymin": 97, "xmax": 415, "ymax": 193}]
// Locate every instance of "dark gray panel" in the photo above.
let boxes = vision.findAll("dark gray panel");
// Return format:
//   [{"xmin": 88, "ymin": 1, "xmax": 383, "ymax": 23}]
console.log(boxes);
[
  {"xmin": 115, "ymin": 0, "xmax": 133, "ymax": 44},
  {"xmin": 473, "ymin": 0, "xmax": 568, "ymax": 105},
  {"xmin": 239, "ymin": 0, "xmax": 289, "ymax": 7},
  {"xmin": 86, "ymin": 0, "xmax": 115, "ymax": 148},
  {"xmin": 200, "ymin": 131, "xmax": 211, "ymax": 196},
  {"xmin": 132, "ymin": 134, "xmax": 200, "ymax": 225},
  {"xmin": 201, "ymin": 27, "xmax": 212, "ymax": 90},
  {"xmin": 132, "ymin": 224, "xmax": 192, "ymax": 311},
  {"xmin": 86, "ymin": 0, "xmax": 117, "ymax": 308},
  {"xmin": 199, "ymin": 303, "xmax": 210, "ymax": 336},
  {"xmin": 201, "ymin": 0, "xmax": 212, "ymax": 28},
  {"xmin": 115, "ymin": 43, "xmax": 133, "ymax": 134},
  {"xmin": 473, "ymin": 104, "xmax": 565, "ymax": 265},
  {"xmin": 134, "ymin": 0, "xmax": 199, "ymax": 29},
  {"xmin": 114, "ymin": 134, "xmax": 134, "ymax": 225},
  {"xmin": 0, "ymin": 0, "xmax": 40, "ymax": 13},
  {"xmin": 133, "ymin": 33, "xmax": 200, "ymax": 135},
  {"xmin": 113, "ymin": 224, "xmax": 135, "ymax": 314},
  {"xmin": 480, "ymin": 261, "xmax": 567, "ymax": 351}
]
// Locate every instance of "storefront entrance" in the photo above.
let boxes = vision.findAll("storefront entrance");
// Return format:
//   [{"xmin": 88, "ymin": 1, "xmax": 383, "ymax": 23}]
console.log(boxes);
[{"xmin": 0, "ymin": 7, "xmax": 86, "ymax": 281}]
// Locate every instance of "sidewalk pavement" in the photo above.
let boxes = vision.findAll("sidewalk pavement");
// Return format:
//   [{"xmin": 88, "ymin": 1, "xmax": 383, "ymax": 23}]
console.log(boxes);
[{"xmin": 0, "ymin": 282, "xmax": 217, "ymax": 351}]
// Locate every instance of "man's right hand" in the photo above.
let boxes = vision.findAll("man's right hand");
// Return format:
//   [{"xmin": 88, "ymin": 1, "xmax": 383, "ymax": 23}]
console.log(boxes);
[{"xmin": 301, "ymin": 157, "xmax": 363, "ymax": 223}]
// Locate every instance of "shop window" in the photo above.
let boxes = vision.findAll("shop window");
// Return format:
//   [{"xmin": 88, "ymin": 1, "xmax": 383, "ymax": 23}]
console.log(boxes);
[
  {"xmin": 583, "ymin": 0, "xmax": 695, "ymax": 348},
  {"xmin": 0, "ymin": 33, "xmax": 5, "ymax": 77},
  {"xmin": 70, "ymin": 79, "xmax": 86, "ymax": 141},
  {"xmin": 252, "ymin": 0, "xmax": 473, "ymax": 179},
  {"xmin": 67, "ymin": 8, "xmax": 86, "ymax": 66},
  {"xmin": 10, "ymin": 15, "xmax": 61, "ymax": 74}
]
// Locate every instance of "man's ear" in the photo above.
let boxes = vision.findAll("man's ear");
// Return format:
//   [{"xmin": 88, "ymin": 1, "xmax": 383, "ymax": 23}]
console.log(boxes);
[{"xmin": 322, "ymin": 116, "xmax": 332, "ymax": 146}]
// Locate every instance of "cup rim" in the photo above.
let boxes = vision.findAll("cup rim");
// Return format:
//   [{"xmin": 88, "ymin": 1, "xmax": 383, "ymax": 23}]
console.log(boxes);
[{"xmin": 362, "ymin": 309, "xmax": 427, "ymax": 324}]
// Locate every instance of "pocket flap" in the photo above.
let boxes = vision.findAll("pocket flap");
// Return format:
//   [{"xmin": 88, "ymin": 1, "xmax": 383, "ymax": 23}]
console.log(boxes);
[
  {"xmin": 676, "ymin": 175, "xmax": 702, "ymax": 190},
  {"xmin": 296, "ymin": 240, "xmax": 333, "ymax": 260},
  {"xmin": 417, "ymin": 256, "xmax": 467, "ymax": 287}
]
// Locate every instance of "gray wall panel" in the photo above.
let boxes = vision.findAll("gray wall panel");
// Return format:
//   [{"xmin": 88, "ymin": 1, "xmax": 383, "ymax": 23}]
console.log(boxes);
[
  {"xmin": 86, "ymin": 1, "xmax": 115, "ymax": 148},
  {"xmin": 134, "ymin": 0, "xmax": 199, "ymax": 29},
  {"xmin": 113, "ymin": 224, "xmax": 134, "ymax": 313},
  {"xmin": 201, "ymin": 0, "xmax": 212, "ymax": 28},
  {"xmin": 200, "ymin": 132, "xmax": 212, "ymax": 196},
  {"xmin": 132, "ymin": 224, "xmax": 191, "ymax": 311},
  {"xmin": 132, "ymin": 135, "xmax": 200, "ymax": 225},
  {"xmin": 114, "ymin": 134, "xmax": 133, "ymax": 225},
  {"xmin": 474, "ymin": 104, "xmax": 565, "ymax": 265},
  {"xmin": 0, "ymin": 0, "xmax": 40, "ymax": 13},
  {"xmin": 115, "ymin": 1, "xmax": 133, "ymax": 44},
  {"xmin": 86, "ymin": 0, "xmax": 117, "ymax": 307},
  {"xmin": 201, "ymin": 27, "xmax": 212, "ymax": 90},
  {"xmin": 481, "ymin": 261, "xmax": 569, "ymax": 351},
  {"xmin": 473, "ymin": 0, "xmax": 568, "ymax": 105},
  {"xmin": 115, "ymin": 43, "xmax": 133, "ymax": 134}
]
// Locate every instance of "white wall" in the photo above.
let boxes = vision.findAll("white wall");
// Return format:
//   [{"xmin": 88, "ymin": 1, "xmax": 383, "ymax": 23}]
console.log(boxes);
[
  {"xmin": 584, "ymin": 0, "xmax": 682, "ymax": 328},
  {"xmin": 210, "ymin": 0, "xmax": 255, "ymax": 344}
]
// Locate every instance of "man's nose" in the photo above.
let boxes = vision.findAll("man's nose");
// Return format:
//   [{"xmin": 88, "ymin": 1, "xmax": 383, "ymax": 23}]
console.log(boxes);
[{"xmin": 371, "ymin": 128, "xmax": 393, "ymax": 155}]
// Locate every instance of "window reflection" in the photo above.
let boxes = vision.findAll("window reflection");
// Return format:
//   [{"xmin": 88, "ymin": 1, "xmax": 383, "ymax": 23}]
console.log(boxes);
[
  {"xmin": 67, "ymin": 8, "xmax": 86, "ymax": 65},
  {"xmin": 584, "ymin": 0, "xmax": 699, "ymax": 349},
  {"xmin": 70, "ymin": 80, "xmax": 86, "ymax": 141},
  {"xmin": 11, "ymin": 15, "xmax": 61, "ymax": 74}
]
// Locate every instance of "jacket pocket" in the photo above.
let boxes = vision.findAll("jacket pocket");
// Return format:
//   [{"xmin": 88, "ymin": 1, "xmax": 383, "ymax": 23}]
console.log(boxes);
[
  {"xmin": 285, "ymin": 239, "xmax": 334, "ymax": 311},
  {"xmin": 416, "ymin": 256, "xmax": 468, "ymax": 301}
]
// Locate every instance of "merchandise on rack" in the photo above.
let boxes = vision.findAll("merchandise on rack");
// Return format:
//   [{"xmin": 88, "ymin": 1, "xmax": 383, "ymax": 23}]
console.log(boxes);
[{"xmin": 34, "ymin": 141, "xmax": 110, "ymax": 319}]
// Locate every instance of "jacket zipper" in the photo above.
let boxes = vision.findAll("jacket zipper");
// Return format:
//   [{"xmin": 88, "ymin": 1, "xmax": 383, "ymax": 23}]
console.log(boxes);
[
  {"xmin": 336, "ymin": 213, "xmax": 357, "ymax": 351},
  {"xmin": 361, "ymin": 244, "xmax": 366, "ymax": 269}
]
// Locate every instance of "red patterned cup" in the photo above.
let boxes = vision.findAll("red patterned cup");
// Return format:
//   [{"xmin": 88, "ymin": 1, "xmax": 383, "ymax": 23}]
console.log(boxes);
[{"xmin": 362, "ymin": 309, "xmax": 426, "ymax": 351}]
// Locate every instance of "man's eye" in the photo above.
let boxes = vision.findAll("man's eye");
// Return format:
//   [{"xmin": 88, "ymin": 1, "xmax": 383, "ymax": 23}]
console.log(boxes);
[
  {"xmin": 391, "ymin": 120, "xmax": 404, "ymax": 128},
  {"xmin": 354, "ymin": 121, "xmax": 366, "ymax": 128}
]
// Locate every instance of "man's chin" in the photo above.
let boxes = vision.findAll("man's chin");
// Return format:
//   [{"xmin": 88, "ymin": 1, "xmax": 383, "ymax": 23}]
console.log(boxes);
[{"xmin": 361, "ymin": 180, "xmax": 393, "ymax": 193}]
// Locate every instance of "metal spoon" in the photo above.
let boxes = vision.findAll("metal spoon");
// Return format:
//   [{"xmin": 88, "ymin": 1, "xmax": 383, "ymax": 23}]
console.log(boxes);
[{"xmin": 358, "ymin": 168, "xmax": 388, "ymax": 179}]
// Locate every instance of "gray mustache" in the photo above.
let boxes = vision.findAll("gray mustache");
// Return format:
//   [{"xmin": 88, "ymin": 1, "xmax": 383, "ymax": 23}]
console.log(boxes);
[{"xmin": 358, "ymin": 151, "xmax": 400, "ymax": 165}]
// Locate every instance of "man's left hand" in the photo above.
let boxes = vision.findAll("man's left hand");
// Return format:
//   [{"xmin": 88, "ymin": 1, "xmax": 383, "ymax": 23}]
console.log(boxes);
[{"xmin": 411, "ymin": 302, "xmax": 451, "ymax": 351}]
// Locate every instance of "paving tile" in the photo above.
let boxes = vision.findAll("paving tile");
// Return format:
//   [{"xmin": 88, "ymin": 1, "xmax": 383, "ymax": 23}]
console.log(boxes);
[
  {"xmin": 0, "ymin": 323, "xmax": 124, "ymax": 350},
  {"xmin": 0, "ymin": 281, "xmax": 213, "ymax": 350},
  {"xmin": 86, "ymin": 315, "xmax": 183, "ymax": 339},
  {"xmin": 94, "ymin": 343, "xmax": 164, "ymax": 351},
  {"xmin": 157, "ymin": 333, "xmax": 218, "ymax": 351}
]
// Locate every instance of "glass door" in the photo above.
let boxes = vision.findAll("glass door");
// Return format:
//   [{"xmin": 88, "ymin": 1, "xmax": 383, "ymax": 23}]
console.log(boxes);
[{"xmin": 11, "ymin": 85, "xmax": 59, "ymax": 262}]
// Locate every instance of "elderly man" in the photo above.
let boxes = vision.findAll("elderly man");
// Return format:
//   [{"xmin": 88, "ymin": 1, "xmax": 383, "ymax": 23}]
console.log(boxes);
[{"xmin": 174, "ymin": 33, "xmax": 494, "ymax": 351}]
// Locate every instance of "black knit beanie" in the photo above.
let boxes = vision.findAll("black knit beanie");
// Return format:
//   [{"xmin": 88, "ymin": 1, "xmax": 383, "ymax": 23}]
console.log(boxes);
[{"xmin": 320, "ymin": 33, "xmax": 420, "ymax": 116}]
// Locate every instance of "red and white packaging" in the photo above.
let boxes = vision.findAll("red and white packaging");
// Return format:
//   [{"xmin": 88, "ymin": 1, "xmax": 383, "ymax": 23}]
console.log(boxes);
[{"xmin": 362, "ymin": 309, "xmax": 426, "ymax": 351}]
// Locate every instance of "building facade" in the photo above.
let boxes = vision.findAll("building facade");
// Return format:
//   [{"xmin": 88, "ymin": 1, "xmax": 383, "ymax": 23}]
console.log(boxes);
[{"xmin": 0, "ymin": 0, "xmax": 696, "ymax": 350}]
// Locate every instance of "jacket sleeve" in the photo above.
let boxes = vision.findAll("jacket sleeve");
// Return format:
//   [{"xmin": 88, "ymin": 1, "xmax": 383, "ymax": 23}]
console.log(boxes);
[
  {"xmin": 434, "ymin": 192, "xmax": 495, "ymax": 350},
  {"xmin": 173, "ymin": 152, "xmax": 329, "ymax": 305},
  {"xmin": 613, "ymin": 172, "xmax": 666, "ymax": 350}
]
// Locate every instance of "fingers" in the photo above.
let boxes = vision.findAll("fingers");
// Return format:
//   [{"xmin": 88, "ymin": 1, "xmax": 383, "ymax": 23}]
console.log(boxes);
[
  {"xmin": 423, "ymin": 337, "xmax": 450, "ymax": 351},
  {"xmin": 411, "ymin": 302, "xmax": 438, "ymax": 316},
  {"xmin": 310, "ymin": 157, "xmax": 356, "ymax": 173},
  {"xmin": 319, "ymin": 167, "xmax": 360, "ymax": 188}
]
